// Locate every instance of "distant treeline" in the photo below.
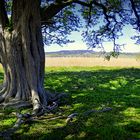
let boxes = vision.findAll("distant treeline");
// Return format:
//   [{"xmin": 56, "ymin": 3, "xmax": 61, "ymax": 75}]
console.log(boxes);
[{"xmin": 45, "ymin": 50, "xmax": 140, "ymax": 58}]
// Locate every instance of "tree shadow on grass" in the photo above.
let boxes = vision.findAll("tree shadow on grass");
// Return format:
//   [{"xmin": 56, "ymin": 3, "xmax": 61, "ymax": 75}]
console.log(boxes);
[
  {"xmin": 1, "ymin": 67, "xmax": 140, "ymax": 140},
  {"xmin": 43, "ymin": 68, "xmax": 140, "ymax": 140},
  {"xmin": 45, "ymin": 68, "xmax": 140, "ymax": 110}
]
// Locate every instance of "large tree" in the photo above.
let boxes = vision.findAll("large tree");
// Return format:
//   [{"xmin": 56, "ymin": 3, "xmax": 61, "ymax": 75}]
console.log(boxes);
[{"xmin": 0, "ymin": 0, "xmax": 140, "ymax": 113}]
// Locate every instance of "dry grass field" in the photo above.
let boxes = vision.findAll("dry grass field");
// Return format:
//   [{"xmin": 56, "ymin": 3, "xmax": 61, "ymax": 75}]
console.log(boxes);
[{"xmin": 45, "ymin": 57, "xmax": 140, "ymax": 67}]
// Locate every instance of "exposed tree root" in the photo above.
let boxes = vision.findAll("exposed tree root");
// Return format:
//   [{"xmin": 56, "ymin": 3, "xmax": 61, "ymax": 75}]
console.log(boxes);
[
  {"xmin": 0, "ymin": 85, "xmax": 112, "ymax": 140},
  {"xmin": 0, "ymin": 104, "xmax": 112, "ymax": 140},
  {"xmin": 0, "ymin": 102, "xmax": 59, "ymax": 139},
  {"xmin": 0, "ymin": 100, "xmax": 32, "ymax": 109},
  {"xmin": 0, "ymin": 91, "xmax": 71, "ymax": 139},
  {"xmin": 66, "ymin": 107, "xmax": 113, "ymax": 123}
]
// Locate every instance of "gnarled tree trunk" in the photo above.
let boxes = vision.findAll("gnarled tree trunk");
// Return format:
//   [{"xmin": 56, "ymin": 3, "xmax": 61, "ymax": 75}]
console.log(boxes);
[{"xmin": 0, "ymin": 0, "xmax": 48, "ymax": 111}]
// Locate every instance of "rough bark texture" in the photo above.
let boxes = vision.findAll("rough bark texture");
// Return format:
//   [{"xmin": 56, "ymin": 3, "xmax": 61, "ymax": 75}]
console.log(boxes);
[{"xmin": 0, "ymin": 0, "xmax": 48, "ymax": 111}]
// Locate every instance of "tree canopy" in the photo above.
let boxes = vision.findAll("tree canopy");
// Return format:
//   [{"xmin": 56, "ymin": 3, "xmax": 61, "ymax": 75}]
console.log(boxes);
[
  {"xmin": 41, "ymin": 0, "xmax": 140, "ymax": 53},
  {"xmin": 1, "ymin": 0, "xmax": 140, "ymax": 52}
]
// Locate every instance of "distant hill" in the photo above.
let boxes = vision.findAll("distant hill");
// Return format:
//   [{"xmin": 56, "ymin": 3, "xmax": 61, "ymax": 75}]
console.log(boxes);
[
  {"xmin": 45, "ymin": 50, "xmax": 140, "ymax": 58},
  {"xmin": 46, "ymin": 50, "xmax": 93, "ymax": 56}
]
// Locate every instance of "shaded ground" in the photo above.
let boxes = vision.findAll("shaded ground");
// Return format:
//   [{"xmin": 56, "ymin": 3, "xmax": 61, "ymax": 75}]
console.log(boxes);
[{"xmin": 0, "ymin": 67, "xmax": 140, "ymax": 140}]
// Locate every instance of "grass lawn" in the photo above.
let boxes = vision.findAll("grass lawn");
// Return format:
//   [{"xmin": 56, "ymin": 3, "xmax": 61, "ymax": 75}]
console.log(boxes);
[{"xmin": 0, "ymin": 66, "xmax": 140, "ymax": 140}]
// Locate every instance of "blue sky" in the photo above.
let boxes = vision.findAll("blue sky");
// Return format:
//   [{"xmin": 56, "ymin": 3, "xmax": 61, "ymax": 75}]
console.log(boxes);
[{"xmin": 45, "ymin": 25, "xmax": 140, "ymax": 53}]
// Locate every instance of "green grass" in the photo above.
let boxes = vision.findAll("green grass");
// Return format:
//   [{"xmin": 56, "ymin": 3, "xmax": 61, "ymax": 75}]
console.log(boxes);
[{"xmin": 0, "ymin": 66, "xmax": 140, "ymax": 140}]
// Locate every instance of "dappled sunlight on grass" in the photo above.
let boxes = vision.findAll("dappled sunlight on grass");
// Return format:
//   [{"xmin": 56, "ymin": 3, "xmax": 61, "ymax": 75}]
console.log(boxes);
[
  {"xmin": 0, "ymin": 110, "xmax": 17, "ymax": 131},
  {"xmin": 0, "ymin": 66, "xmax": 140, "ymax": 139},
  {"xmin": 123, "ymin": 107, "xmax": 140, "ymax": 118},
  {"xmin": 44, "ymin": 67, "xmax": 140, "ymax": 139}
]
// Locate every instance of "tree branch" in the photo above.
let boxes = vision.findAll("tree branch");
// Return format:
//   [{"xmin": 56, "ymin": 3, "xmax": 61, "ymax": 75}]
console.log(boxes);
[
  {"xmin": 93, "ymin": 1, "xmax": 111, "ymax": 24},
  {"xmin": 72, "ymin": 0, "xmax": 91, "ymax": 7},
  {"xmin": 130, "ymin": 0, "xmax": 140, "ymax": 30},
  {"xmin": 41, "ymin": 1, "xmax": 73, "ymax": 24},
  {"xmin": 41, "ymin": 0, "xmax": 92, "ymax": 25},
  {"xmin": 0, "ymin": 0, "xmax": 9, "ymax": 29}
]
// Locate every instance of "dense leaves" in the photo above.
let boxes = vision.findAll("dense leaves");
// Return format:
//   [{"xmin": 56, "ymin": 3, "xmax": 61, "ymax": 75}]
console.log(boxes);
[
  {"xmin": 1, "ymin": 0, "xmax": 140, "ymax": 51},
  {"xmin": 42, "ymin": 4, "xmax": 81, "ymax": 46}
]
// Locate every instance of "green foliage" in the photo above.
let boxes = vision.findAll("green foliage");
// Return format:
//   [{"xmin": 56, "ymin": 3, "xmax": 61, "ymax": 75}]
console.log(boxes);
[
  {"xmin": 105, "ymin": 52, "xmax": 119, "ymax": 61},
  {"xmin": 6, "ymin": 17, "xmax": 13, "ymax": 32},
  {"xmin": 3, "ymin": 16, "xmax": 13, "ymax": 32},
  {"xmin": 6, "ymin": 0, "xmax": 12, "ymax": 12},
  {"xmin": 0, "ymin": 67, "xmax": 140, "ymax": 139},
  {"xmin": 108, "ymin": 0, "xmax": 121, "ymax": 8}
]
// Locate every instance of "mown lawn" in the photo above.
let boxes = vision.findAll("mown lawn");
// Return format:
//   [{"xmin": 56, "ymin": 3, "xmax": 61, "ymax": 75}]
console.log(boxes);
[{"xmin": 0, "ymin": 66, "xmax": 140, "ymax": 140}]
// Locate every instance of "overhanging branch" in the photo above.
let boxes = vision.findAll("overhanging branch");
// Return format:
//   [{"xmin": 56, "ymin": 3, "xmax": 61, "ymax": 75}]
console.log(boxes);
[
  {"xmin": 73, "ymin": 0, "xmax": 91, "ymax": 7},
  {"xmin": 41, "ymin": 1, "xmax": 73, "ymax": 24},
  {"xmin": 41, "ymin": 0, "xmax": 93, "ymax": 25},
  {"xmin": 130, "ymin": 0, "xmax": 140, "ymax": 30}
]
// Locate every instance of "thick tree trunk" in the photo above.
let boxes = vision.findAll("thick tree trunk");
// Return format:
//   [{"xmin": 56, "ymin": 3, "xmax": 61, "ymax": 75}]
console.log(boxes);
[{"xmin": 0, "ymin": 0, "xmax": 48, "ymax": 111}]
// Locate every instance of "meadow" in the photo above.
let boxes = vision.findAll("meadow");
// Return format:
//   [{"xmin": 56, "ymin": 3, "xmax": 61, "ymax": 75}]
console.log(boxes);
[
  {"xmin": 45, "ymin": 57, "xmax": 140, "ymax": 67},
  {"xmin": 0, "ymin": 64, "xmax": 140, "ymax": 139}
]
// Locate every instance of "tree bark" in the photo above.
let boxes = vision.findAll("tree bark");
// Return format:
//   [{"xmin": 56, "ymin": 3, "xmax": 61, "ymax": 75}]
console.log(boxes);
[{"xmin": 0, "ymin": 0, "xmax": 48, "ymax": 112}]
